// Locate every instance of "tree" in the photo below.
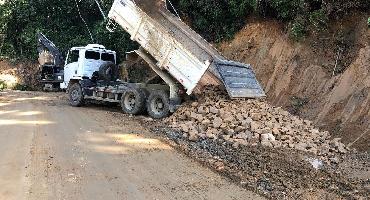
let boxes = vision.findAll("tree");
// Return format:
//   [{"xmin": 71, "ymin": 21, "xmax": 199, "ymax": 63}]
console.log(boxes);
[{"xmin": 0, "ymin": 0, "xmax": 136, "ymax": 61}]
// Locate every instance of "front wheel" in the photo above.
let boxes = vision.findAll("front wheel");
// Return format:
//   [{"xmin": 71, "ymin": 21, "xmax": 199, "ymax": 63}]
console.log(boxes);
[
  {"xmin": 68, "ymin": 83, "xmax": 84, "ymax": 107},
  {"xmin": 146, "ymin": 90, "xmax": 170, "ymax": 119}
]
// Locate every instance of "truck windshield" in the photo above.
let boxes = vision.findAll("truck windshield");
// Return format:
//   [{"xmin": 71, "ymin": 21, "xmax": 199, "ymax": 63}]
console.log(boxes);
[
  {"xmin": 85, "ymin": 51, "xmax": 100, "ymax": 60},
  {"xmin": 67, "ymin": 50, "xmax": 79, "ymax": 64},
  {"xmin": 101, "ymin": 53, "xmax": 115, "ymax": 63}
]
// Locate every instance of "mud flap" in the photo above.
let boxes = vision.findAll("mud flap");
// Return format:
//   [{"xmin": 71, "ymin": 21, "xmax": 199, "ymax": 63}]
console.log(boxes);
[{"xmin": 214, "ymin": 60, "xmax": 266, "ymax": 98}]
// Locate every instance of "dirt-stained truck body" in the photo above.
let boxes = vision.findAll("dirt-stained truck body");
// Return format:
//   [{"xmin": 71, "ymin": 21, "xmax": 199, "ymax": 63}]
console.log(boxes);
[
  {"xmin": 107, "ymin": 0, "xmax": 265, "ymax": 98},
  {"xmin": 65, "ymin": 0, "xmax": 265, "ymax": 119}
]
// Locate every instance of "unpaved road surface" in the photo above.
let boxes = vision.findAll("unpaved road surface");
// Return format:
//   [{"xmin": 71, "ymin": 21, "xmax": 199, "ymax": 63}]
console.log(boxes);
[{"xmin": 0, "ymin": 91, "xmax": 263, "ymax": 200}]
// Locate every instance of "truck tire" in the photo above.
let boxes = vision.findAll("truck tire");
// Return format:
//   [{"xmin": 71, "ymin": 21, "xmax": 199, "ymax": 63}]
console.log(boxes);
[
  {"xmin": 68, "ymin": 83, "xmax": 84, "ymax": 107},
  {"xmin": 121, "ymin": 88, "xmax": 146, "ymax": 115},
  {"xmin": 98, "ymin": 62, "xmax": 118, "ymax": 81},
  {"xmin": 146, "ymin": 90, "xmax": 170, "ymax": 119}
]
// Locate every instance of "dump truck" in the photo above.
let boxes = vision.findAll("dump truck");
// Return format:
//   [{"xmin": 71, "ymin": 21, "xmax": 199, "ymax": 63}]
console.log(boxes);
[{"xmin": 65, "ymin": 0, "xmax": 265, "ymax": 119}]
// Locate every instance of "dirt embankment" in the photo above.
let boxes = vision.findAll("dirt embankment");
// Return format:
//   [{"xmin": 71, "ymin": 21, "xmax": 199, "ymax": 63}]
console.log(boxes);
[
  {"xmin": 219, "ymin": 13, "xmax": 370, "ymax": 152},
  {"xmin": 0, "ymin": 60, "xmax": 40, "ymax": 90}
]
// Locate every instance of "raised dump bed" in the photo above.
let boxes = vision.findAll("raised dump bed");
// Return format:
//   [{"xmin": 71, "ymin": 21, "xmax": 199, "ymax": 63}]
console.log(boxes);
[{"xmin": 108, "ymin": 0, "xmax": 265, "ymax": 98}]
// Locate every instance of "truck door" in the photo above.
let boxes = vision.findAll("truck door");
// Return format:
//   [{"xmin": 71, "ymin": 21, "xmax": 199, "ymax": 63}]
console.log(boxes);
[{"xmin": 62, "ymin": 49, "xmax": 80, "ymax": 89}]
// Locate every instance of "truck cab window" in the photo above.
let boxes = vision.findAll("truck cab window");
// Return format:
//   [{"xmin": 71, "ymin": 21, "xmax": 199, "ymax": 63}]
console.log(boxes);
[
  {"xmin": 85, "ymin": 51, "xmax": 100, "ymax": 60},
  {"xmin": 67, "ymin": 50, "xmax": 79, "ymax": 64},
  {"xmin": 101, "ymin": 53, "xmax": 115, "ymax": 63}
]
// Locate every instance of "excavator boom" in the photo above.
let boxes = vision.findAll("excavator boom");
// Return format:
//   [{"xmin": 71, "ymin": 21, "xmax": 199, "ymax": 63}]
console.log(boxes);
[{"xmin": 37, "ymin": 32, "xmax": 64, "ymax": 68}]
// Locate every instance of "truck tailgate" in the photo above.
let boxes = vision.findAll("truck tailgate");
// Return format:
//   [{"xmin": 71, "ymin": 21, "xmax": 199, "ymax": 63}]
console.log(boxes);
[{"xmin": 214, "ymin": 60, "xmax": 266, "ymax": 98}]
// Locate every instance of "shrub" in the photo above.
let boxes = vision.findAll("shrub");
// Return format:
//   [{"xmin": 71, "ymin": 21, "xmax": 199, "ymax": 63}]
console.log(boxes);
[
  {"xmin": 309, "ymin": 9, "xmax": 329, "ymax": 33},
  {"xmin": 174, "ymin": 0, "xmax": 254, "ymax": 42},
  {"xmin": 290, "ymin": 17, "xmax": 307, "ymax": 40},
  {"xmin": 322, "ymin": 0, "xmax": 370, "ymax": 17},
  {"xmin": 0, "ymin": 80, "xmax": 6, "ymax": 91},
  {"xmin": 174, "ymin": 0, "xmax": 367, "ymax": 41},
  {"xmin": 0, "ymin": 0, "xmax": 368, "ymax": 60},
  {"xmin": 268, "ymin": 0, "xmax": 304, "ymax": 20},
  {"xmin": 13, "ymin": 83, "xmax": 31, "ymax": 91},
  {"xmin": 175, "ymin": 0, "xmax": 311, "ymax": 40},
  {"xmin": 0, "ymin": 0, "xmax": 136, "ymax": 61}
]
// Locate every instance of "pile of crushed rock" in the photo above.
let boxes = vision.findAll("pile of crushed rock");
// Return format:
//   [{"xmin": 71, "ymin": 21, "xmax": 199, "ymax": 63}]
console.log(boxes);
[{"xmin": 165, "ymin": 87, "xmax": 348, "ymax": 163}]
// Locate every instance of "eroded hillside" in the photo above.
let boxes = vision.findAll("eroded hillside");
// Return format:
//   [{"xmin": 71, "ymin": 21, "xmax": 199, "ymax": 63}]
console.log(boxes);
[{"xmin": 219, "ymin": 13, "xmax": 370, "ymax": 151}]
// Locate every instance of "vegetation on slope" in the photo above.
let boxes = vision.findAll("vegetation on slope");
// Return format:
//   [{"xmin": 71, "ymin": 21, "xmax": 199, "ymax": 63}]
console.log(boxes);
[
  {"xmin": 0, "ymin": 0, "xmax": 369, "ymax": 60},
  {"xmin": 172, "ymin": 0, "xmax": 370, "ymax": 41}
]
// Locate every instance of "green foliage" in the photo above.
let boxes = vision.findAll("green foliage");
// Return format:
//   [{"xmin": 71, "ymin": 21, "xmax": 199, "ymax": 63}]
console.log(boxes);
[
  {"xmin": 288, "ymin": 9, "xmax": 328, "ymax": 40},
  {"xmin": 174, "ymin": 0, "xmax": 255, "ymax": 42},
  {"xmin": 309, "ymin": 9, "xmax": 328, "ymax": 32},
  {"xmin": 13, "ymin": 83, "xmax": 31, "ymax": 91},
  {"xmin": 268, "ymin": 0, "xmax": 305, "ymax": 20},
  {"xmin": 0, "ymin": 0, "xmax": 136, "ymax": 61},
  {"xmin": 0, "ymin": 80, "xmax": 6, "ymax": 91},
  {"xmin": 92, "ymin": 21, "xmax": 138, "ymax": 63},
  {"xmin": 368, "ymin": 17, "xmax": 370, "ymax": 27},
  {"xmin": 290, "ymin": 17, "xmax": 307, "ymax": 40},
  {"xmin": 0, "ymin": 0, "xmax": 368, "ymax": 62},
  {"xmin": 174, "ymin": 0, "xmax": 330, "ymax": 41},
  {"xmin": 174, "ymin": 0, "xmax": 368, "ymax": 41}
]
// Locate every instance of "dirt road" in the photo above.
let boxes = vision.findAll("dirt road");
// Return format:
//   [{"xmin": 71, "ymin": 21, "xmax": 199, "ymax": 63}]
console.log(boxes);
[{"xmin": 0, "ymin": 91, "xmax": 263, "ymax": 200}]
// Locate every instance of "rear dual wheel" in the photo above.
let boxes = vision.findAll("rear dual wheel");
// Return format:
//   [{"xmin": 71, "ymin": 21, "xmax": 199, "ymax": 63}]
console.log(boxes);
[
  {"xmin": 146, "ymin": 91, "xmax": 170, "ymax": 119},
  {"xmin": 120, "ymin": 89, "xmax": 171, "ymax": 119},
  {"xmin": 121, "ymin": 88, "xmax": 146, "ymax": 115}
]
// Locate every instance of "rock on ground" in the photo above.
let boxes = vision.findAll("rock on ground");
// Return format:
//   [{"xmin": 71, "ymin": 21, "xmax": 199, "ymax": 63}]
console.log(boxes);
[{"xmin": 166, "ymin": 86, "xmax": 349, "ymax": 164}]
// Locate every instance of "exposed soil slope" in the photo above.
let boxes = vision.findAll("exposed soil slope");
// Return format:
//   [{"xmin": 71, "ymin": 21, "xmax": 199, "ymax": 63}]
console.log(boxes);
[
  {"xmin": 219, "ymin": 13, "xmax": 370, "ymax": 151},
  {"xmin": 0, "ymin": 60, "xmax": 40, "ymax": 89}
]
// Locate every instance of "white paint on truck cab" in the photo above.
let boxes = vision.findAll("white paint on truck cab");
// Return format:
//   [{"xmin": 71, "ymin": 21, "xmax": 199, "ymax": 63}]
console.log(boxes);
[{"xmin": 61, "ymin": 44, "xmax": 116, "ymax": 89}]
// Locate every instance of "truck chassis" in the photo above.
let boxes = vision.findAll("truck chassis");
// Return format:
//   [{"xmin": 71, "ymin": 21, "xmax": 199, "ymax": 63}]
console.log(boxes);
[{"xmin": 69, "ymin": 78, "xmax": 179, "ymax": 119}]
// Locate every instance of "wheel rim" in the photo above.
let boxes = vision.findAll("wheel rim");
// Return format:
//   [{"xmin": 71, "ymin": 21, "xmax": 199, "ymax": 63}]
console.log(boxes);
[
  {"xmin": 150, "ymin": 97, "xmax": 164, "ymax": 115},
  {"xmin": 124, "ymin": 93, "xmax": 136, "ymax": 110},
  {"xmin": 71, "ymin": 89, "xmax": 80, "ymax": 102}
]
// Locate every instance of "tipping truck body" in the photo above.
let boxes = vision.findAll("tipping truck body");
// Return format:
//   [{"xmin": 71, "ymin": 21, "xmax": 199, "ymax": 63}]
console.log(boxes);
[
  {"xmin": 65, "ymin": 0, "xmax": 266, "ymax": 119},
  {"xmin": 107, "ymin": 0, "xmax": 265, "ymax": 98}
]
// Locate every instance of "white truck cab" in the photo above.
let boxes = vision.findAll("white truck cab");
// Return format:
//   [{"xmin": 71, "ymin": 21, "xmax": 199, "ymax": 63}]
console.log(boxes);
[{"xmin": 61, "ymin": 44, "xmax": 116, "ymax": 89}]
